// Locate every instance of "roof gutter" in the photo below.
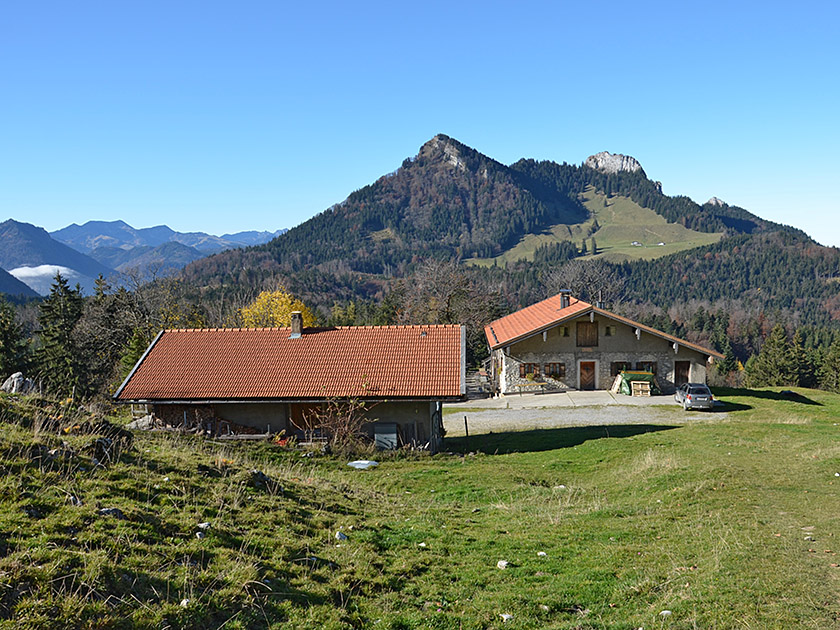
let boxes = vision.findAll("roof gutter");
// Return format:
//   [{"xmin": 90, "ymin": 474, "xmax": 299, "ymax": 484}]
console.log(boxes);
[{"xmin": 114, "ymin": 395, "xmax": 467, "ymax": 405}]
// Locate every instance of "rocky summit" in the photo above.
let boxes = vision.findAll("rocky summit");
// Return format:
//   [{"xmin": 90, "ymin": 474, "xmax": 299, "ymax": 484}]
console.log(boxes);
[{"xmin": 584, "ymin": 151, "xmax": 643, "ymax": 175}]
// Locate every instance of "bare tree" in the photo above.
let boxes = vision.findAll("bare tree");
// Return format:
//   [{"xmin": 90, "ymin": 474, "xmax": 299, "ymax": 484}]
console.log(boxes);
[{"xmin": 543, "ymin": 259, "xmax": 625, "ymax": 305}]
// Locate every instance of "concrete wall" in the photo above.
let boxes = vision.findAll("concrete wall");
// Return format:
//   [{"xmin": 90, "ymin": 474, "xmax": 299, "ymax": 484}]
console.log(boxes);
[{"xmin": 494, "ymin": 314, "xmax": 711, "ymax": 394}]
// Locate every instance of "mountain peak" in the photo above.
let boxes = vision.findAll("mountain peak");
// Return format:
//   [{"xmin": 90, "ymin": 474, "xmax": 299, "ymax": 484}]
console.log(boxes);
[
  {"xmin": 706, "ymin": 196, "xmax": 726, "ymax": 207},
  {"xmin": 418, "ymin": 134, "xmax": 470, "ymax": 171},
  {"xmin": 584, "ymin": 151, "xmax": 644, "ymax": 175}
]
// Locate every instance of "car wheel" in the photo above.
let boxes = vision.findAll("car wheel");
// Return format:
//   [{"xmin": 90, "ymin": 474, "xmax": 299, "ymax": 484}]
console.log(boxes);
[{"xmin": 683, "ymin": 401, "xmax": 689, "ymax": 411}]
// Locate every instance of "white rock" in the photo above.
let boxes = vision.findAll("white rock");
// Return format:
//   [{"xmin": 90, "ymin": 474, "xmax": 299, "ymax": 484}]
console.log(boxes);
[
  {"xmin": 537, "ymin": 551, "xmax": 547, "ymax": 557},
  {"xmin": 418, "ymin": 542, "xmax": 427, "ymax": 548},
  {"xmin": 497, "ymin": 560, "xmax": 509, "ymax": 569},
  {"xmin": 180, "ymin": 599, "xmax": 190, "ymax": 608},
  {"xmin": 347, "ymin": 460, "xmax": 378, "ymax": 470},
  {"xmin": 197, "ymin": 522, "xmax": 211, "ymax": 530},
  {"xmin": 499, "ymin": 613, "xmax": 513, "ymax": 622},
  {"xmin": 584, "ymin": 151, "xmax": 643, "ymax": 174},
  {"xmin": 660, "ymin": 609, "xmax": 672, "ymax": 617},
  {"xmin": 335, "ymin": 531, "xmax": 348, "ymax": 541}
]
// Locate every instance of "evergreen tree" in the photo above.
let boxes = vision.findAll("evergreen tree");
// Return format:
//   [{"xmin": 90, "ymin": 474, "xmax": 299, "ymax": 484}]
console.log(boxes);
[
  {"xmin": 818, "ymin": 340, "xmax": 840, "ymax": 392},
  {"xmin": 791, "ymin": 329, "xmax": 817, "ymax": 388},
  {"xmin": 0, "ymin": 296, "xmax": 29, "ymax": 380},
  {"xmin": 715, "ymin": 337, "xmax": 738, "ymax": 375},
  {"xmin": 120, "ymin": 328, "xmax": 153, "ymax": 378},
  {"xmin": 37, "ymin": 273, "xmax": 84, "ymax": 397},
  {"xmin": 590, "ymin": 237, "xmax": 597, "ymax": 255},
  {"xmin": 746, "ymin": 324, "xmax": 796, "ymax": 387}
]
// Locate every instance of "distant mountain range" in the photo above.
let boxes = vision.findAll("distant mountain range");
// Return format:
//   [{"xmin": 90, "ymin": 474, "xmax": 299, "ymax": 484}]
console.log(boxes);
[
  {"xmin": 51, "ymin": 220, "xmax": 286, "ymax": 254},
  {"xmin": 0, "ymin": 219, "xmax": 287, "ymax": 296}
]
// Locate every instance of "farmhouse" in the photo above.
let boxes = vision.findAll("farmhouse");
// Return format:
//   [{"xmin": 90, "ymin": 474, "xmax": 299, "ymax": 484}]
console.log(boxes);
[
  {"xmin": 115, "ymin": 314, "xmax": 466, "ymax": 452},
  {"xmin": 485, "ymin": 292, "xmax": 723, "ymax": 395}
]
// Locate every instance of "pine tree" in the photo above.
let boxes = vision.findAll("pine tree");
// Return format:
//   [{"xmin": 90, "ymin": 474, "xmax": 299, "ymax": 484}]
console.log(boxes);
[
  {"xmin": 746, "ymin": 324, "xmax": 796, "ymax": 387},
  {"xmin": 590, "ymin": 237, "xmax": 597, "ymax": 255},
  {"xmin": 791, "ymin": 329, "xmax": 817, "ymax": 388},
  {"xmin": 37, "ymin": 273, "xmax": 84, "ymax": 397},
  {"xmin": 818, "ymin": 340, "xmax": 840, "ymax": 392},
  {"xmin": 715, "ymin": 337, "xmax": 737, "ymax": 375},
  {"xmin": 0, "ymin": 296, "xmax": 29, "ymax": 380}
]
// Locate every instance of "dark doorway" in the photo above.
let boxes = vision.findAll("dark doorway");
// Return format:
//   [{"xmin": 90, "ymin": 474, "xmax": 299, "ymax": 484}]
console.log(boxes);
[
  {"xmin": 675, "ymin": 361, "xmax": 690, "ymax": 386},
  {"xmin": 580, "ymin": 361, "xmax": 596, "ymax": 390}
]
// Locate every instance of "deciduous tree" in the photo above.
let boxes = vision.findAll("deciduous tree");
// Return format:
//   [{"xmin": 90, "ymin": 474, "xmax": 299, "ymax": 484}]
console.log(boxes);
[{"xmin": 240, "ymin": 288, "xmax": 316, "ymax": 328}]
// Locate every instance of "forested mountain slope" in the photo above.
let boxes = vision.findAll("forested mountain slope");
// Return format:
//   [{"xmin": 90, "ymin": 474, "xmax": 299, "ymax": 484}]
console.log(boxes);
[{"xmin": 180, "ymin": 134, "xmax": 836, "ymax": 333}]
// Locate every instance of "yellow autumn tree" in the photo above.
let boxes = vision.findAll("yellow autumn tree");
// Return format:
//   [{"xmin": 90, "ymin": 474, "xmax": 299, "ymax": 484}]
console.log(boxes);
[{"xmin": 239, "ymin": 288, "xmax": 317, "ymax": 328}]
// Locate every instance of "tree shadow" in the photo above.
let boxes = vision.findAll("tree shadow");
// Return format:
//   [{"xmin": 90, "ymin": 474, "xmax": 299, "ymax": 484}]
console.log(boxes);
[
  {"xmin": 446, "ymin": 423, "xmax": 678, "ymax": 455},
  {"xmin": 714, "ymin": 387, "xmax": 822, "ymax": 406}
]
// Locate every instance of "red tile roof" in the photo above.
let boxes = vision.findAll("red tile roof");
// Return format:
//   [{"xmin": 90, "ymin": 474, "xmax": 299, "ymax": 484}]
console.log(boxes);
[
  {"xmin": 485, "ymin": 295, "xmax": 591, "ymax": 348},
  {"xmin": 115, "ymin": 325, "xmax": 465, "ymax": 402},
  {"xmin": 485, "ymin": 294, "xmax": 723, "ymax": 358}
]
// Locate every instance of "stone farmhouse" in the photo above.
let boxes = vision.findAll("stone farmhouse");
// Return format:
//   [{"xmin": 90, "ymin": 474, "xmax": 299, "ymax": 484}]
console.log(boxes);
[
  {"xmin": 115, "ymin": 313, "xmax": 466, "ymax": 452},
  {"xmin": 484, "ymin": 292, "xmax": 723, "ymax": 395}
]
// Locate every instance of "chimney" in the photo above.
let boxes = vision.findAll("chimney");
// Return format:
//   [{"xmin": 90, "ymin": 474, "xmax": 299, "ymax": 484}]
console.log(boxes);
[
  {"xmin": 595, "ymin": 290, "xmax": 605, "ymax": 309},
  {"xmin": 290, "ymin": 311, "xmax": 302, "ymax": 339},
  {"xmin": 559, "ymin": 290, "xmax": 571, "ymax": 309}
]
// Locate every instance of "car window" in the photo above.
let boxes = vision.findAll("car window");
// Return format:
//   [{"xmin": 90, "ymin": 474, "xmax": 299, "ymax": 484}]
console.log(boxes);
[{"xmin": 689, "ymin": 386, "xmax": 710, "ymax": 395}]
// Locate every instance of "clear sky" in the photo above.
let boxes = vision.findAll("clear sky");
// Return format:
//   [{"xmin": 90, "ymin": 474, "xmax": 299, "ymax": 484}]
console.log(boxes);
[{"xmin": 2, "ymin": 1, "xmax": 839, "ymax": 245}]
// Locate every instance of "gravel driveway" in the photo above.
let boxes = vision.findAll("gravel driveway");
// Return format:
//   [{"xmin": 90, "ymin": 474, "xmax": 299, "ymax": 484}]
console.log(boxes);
[{"xmin": 444, "ymin": 391, "xmax": 724, "ymax": 437}]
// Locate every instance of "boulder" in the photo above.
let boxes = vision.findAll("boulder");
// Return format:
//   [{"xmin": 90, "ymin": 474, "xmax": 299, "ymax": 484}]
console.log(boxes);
[{"xmin": 1, "ymin": 372, "xmax": 37, "ymax": 395}]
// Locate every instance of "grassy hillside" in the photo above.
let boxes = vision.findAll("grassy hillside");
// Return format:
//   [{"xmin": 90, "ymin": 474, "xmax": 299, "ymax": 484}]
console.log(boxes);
[
  {"xmin": 2, "ymin": 390, "xmax": 839, "ymax": 628},
  {"xmin": 468, "ymin": 188, "xmax": 723, "ymax": 267}
]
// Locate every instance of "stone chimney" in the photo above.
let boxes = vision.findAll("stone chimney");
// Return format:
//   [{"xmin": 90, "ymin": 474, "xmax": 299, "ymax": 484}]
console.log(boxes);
[
  {"xmin": 559, "ymin": 290, "xmax": 571, "ymax": 309},
  {"xmin": 290, "ymin": 311, "xmax": 302, "ymax": 339}
]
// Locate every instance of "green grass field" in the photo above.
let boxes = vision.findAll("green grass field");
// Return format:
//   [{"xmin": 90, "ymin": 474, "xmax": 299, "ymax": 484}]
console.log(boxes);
[
  {"xmin": 1, "ymin": 388, "xmax": 839, "ymax": 628},
  {"xmin": 468, "ymin": 188, "xmax": 722, "ymax": 267}
]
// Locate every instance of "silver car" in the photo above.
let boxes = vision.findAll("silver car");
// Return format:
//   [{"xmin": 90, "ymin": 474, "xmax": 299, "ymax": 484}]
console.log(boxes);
[{"xmin": 674, "ymin": 383, "xmax": 714, "ymax": 410}]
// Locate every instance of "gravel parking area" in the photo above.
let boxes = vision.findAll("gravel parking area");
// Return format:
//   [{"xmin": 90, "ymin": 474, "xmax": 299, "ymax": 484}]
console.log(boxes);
[{"xmin": 444, "ymin": 391, "xmax": 724, "ymax": 437}]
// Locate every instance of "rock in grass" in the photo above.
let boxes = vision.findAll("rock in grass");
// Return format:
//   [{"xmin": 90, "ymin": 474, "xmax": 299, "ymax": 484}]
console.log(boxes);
[
  {"xmin": 98, "ymin": 507, "xmax": 126, "ymax": 519},
  {"xmin": 335, "ymin": 531, "xmax": 348, "ymax": 541},
  {"xmin": 497, "ymin": 560, "xmax": 509, "ymax": 569},
  {"xmin": 197, "ymin": 522, "xmax": 211, "ymax": 530},
  {"xmin": 347, "ymin": 460, "xmax": 378, "ymax": 470},
  {"xmin": 499, "ymin": 613, "xmax": 513, "ymax": 622},
  {"xmin": 660, "ymin": 609, "xmax": 672, "ymax": 617}
]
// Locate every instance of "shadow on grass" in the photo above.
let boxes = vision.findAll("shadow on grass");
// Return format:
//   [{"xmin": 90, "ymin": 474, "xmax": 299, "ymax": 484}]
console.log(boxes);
[
  {"xmin": 446, "ymin": 424, "xmax": 678, "ymax": 455},
  {"xmin": 714, "ymin": 387, "xmax": 822, "ymax": 406}
]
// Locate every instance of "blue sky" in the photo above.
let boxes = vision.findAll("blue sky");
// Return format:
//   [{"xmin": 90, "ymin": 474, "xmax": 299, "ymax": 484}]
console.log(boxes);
[{"xmin": 2, "ymin": 1, "xmax": 839, "ymax": 245}]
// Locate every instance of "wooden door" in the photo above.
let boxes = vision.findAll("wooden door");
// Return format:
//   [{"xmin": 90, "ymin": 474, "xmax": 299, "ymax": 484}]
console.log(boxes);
[
  {"xmin": 577, "ymin": 321, "xmax": 599, "ymax": 347},
  {"xmin": 675, "ymin": 361, "xmax": 690, "ymax": 387},
  {"xmin": 580, "ymin": 361, "xmax": 596, "ymax": 390}
]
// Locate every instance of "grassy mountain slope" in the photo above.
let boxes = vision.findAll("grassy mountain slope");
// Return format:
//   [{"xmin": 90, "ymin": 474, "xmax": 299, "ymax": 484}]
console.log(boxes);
[
  {"xmin": 468, "ymin": 187, "xmax": 724, "ymax": 266},
  {"xmin": 3, "ymin": 389, "xmax": 840, "ymax": 628}
]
